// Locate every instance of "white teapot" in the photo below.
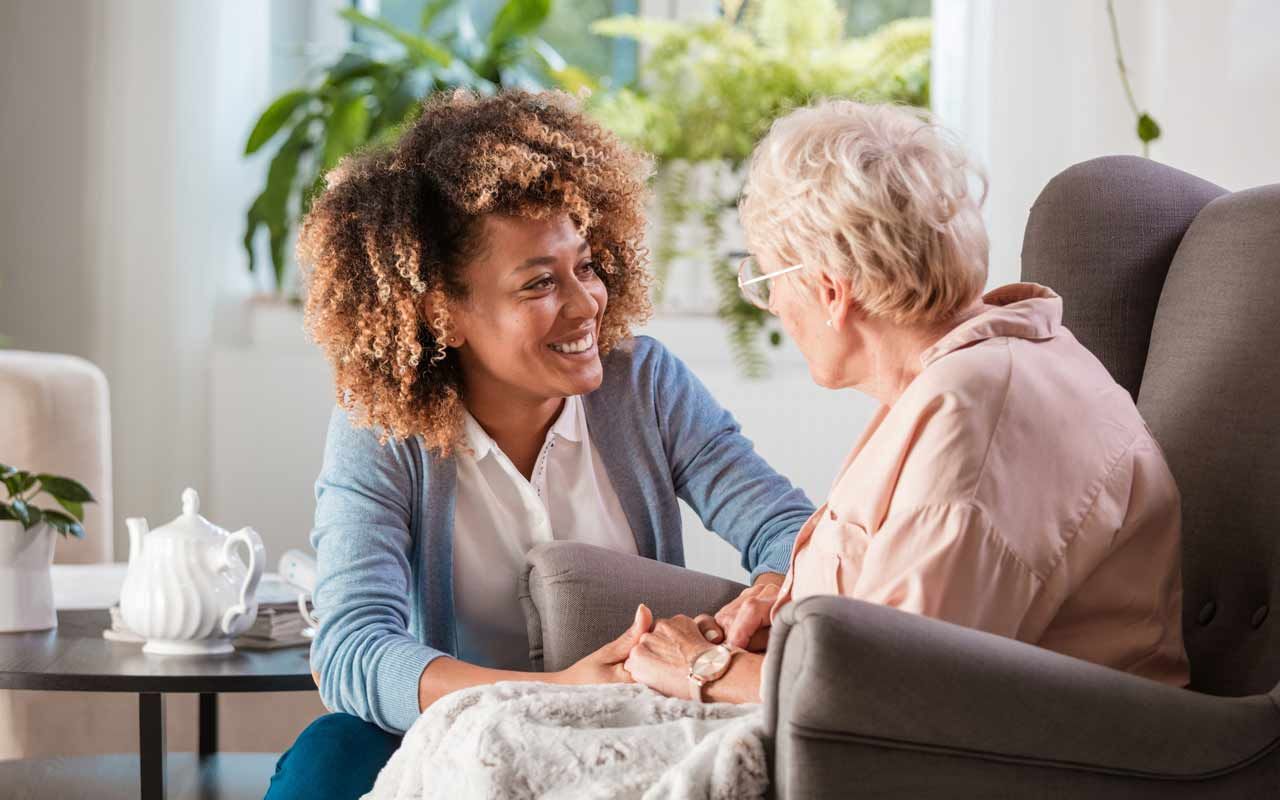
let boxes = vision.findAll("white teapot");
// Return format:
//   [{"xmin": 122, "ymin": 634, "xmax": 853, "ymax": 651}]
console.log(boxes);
[{"xmin": 120, "ymin": 488, "xmax": 264, "ymax": 655}]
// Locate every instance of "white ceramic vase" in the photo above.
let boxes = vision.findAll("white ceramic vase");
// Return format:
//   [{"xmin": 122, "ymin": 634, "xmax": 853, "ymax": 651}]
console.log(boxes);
[{"xmin": 0, "ymin": 520, "xmax": 57, "ymax": 633}]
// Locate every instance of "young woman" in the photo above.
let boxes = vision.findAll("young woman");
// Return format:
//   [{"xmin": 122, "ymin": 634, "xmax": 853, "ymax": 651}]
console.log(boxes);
[{"xmin": 263, "ymin": 90, "xmax": 814, "ymax": 800}]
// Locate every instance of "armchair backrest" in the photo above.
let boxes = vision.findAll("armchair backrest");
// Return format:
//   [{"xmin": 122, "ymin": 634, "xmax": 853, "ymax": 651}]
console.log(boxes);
[{"xmin": 1023, "ymin": 156, "xmax": 1280, "ymax": 697}]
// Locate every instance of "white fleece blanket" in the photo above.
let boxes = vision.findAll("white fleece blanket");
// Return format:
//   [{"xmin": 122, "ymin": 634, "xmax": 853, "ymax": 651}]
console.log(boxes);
[{"xmin": 362, "ymin": 682, "xmax": 767, "ymax": 800}]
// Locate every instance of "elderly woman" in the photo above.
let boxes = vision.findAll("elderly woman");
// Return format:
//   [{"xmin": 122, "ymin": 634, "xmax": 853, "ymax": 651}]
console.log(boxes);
[
  {"xmin": 263, "ymin": 91, "xmax": 813, "ymax": 800},
  {"xmin": 623, "ymin": 99, "xmax": 1190, "ymax": 704}
]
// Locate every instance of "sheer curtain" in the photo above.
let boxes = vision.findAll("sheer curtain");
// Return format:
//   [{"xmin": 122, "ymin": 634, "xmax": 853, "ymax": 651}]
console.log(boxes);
[
  {"xmin": 86, "ymin": 1, "xmax": 279, "ymax": 557},
  {"xmin": 931, "ymin": 0, "xmax": 1280, "ymax": 291},
  {"xmin": 930, "ymin": 0, "xmax": 1148, "ymax": 288}
]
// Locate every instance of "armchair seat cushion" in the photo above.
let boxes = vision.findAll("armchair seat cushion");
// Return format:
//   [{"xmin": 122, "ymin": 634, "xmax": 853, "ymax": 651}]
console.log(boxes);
[{"xmin": 764, "ymin": 597, "xmax": 1280, "ymax": 797}]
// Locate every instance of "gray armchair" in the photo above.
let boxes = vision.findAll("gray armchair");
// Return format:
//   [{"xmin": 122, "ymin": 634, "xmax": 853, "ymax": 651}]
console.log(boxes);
[{"xmin": 520, "ymin": 156, "xmax": 1280, "ymax": 797}]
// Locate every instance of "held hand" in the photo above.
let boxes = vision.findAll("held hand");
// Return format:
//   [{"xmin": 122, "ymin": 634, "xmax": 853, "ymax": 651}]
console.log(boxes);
[
  {"xmin": 555, "ymin": 603, "xmax": 653, "ymax": 686},
  {"xmin": 714, "ymin": 580, "xmax": 780, "ymax": 651},
  {"xmin": 623, "ymin": 614, "xmax": 720, "ymax": 699}
]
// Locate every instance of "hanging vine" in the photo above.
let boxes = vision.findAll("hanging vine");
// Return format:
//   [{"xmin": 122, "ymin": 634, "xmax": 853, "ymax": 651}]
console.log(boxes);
[{"xmin": 1106, "ymin": 0, "xmax": 1162, "ymax": 157}]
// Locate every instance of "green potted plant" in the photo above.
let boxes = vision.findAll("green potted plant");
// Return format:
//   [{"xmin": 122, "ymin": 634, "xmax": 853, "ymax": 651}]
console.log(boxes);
[
  {"xmin": 242, "ymin": 0, "xmax": 584, "ymax": 300},
  {"xmin": 0, "ymin": 465, "xmax": 95, "ymax": 632},
  {"xmin": 588, "ymin": 0, "xmax": 931, "ymax": 375}
]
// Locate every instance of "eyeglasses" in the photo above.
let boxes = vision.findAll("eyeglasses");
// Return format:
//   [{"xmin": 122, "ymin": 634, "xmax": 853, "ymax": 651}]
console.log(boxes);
[{"xmin": 737, "ymin": 256, "xmax": 805, "ymax": 310}]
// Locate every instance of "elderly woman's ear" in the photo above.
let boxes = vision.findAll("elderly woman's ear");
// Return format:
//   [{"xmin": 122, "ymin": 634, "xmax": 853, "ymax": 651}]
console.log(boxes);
[{"xmin": 812, "ymin": 268, "xmax": 857, "ymax": 333}]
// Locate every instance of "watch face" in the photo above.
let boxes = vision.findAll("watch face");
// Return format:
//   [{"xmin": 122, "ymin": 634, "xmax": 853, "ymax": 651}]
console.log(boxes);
[{"xmin": 691, "ymin": 645, "xmax": 732, "ymax": 679}]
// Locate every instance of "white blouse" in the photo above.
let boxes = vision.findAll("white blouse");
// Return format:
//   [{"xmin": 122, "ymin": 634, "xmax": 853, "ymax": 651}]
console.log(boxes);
[{"xmin": 451, "ymin": 395, "xmax": 637, "ymax": 670}]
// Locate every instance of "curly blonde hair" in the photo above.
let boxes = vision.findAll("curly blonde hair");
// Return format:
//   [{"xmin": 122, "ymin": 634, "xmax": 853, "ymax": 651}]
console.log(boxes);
[
  {"xmin": 299, "ymin": 90, "xmax": 653, "ymax": 455},
  {"xmin": 740, "ymin": 100, "xmax": 989, "ymax": 325}
]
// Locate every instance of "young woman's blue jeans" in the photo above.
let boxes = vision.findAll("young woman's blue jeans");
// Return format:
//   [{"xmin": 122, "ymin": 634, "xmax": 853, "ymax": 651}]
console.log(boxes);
[{"xmin": 264, "ymin": 713, "xmax": 402, "ymax": 800}]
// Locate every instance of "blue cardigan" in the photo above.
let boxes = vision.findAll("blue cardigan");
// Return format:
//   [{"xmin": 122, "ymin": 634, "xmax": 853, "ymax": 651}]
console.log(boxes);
[{"xmin": 310, "ymin": 336, "xmax": 815, "ymax": 733}]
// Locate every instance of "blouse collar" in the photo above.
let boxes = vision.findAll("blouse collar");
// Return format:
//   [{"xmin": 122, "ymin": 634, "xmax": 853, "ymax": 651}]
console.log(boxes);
[{"xmin": 919, "ymin": 283, "xmax": 1063, "ymax": 368}]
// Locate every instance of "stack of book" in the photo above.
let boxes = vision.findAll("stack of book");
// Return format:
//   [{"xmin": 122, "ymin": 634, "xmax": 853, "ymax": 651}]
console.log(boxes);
[{"xmin": 235, "ymin": 600, "xmax": 311, "ymax": 650}]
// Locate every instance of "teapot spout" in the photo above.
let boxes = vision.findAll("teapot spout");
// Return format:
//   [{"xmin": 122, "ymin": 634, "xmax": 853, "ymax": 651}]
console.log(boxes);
[{"xmin": 125, "ymin": 517, "xmax": 149, "ymax": 567}]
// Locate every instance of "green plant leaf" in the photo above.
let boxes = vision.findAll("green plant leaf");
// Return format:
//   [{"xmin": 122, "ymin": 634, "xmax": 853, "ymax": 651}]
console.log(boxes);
[
  {"xmin": 244, "ymin": 89, "xmax": 312, "ymax": 155},
  {"xmin": 324, "ymin": 53, "xmax": 383, "ymax": 86},
  {"xmin": 41, "ymin": 509, "xmax": 84, "ymax": 539},
  {"xmin": 1137, "ymin": 112, "xmax": 1161, "ymax": 143},
  {"xmin": 489, "ymin": 0, "xmax": 551, "ymax": 51},
  {"xmin": 244, "ymin": 197, "xmax": 266, "ymax": 276},
  {"xmin": 372, "ymin": 81, "xmax": 421, "ymax": 134},
  {"xmin": 244, "ymin": 117, "xmax": 314, "ymax": 289},
  {"xmin": 322, "ymin": 94, "xmax": 371, "ymax": 171},
  {"xmin": 301, "ymin": 172, "xmax": 328, "ymax": 218},
  {"xmin": 0, "ymin": 504, "xmax": 14, "ymax": 521},
  {"xmin": 0, "ymin": 463, "xmax": 14, "ymax": 479},
  {"xmin": 56, "ymin": 497, "xmax": 85, "ymax": 522},
  {"xmin": 14, "ymin": 472, "xmax": 37, "ymax": 495},
  {"xmin": 35, "ymin": 474, "xmax": 94, "ymax": 503},
  {"xmin": 2, "ymin": 472, "xmax": 23, "ymax": 498},
  {"xmin": 529, "ymin": 37, "xmax": 566, "ymax": 71},
  {"xmin": 549, "ymin": 65, "xmax": 598, "ymax": 94},
  {"xmin": 2, "ymin": 470, "xmax": 35, "ymax": 497},
  {"xmin": 340, "ymin": 8, "xmax": 452, "ymax": 66},
  {"xmin": 419, "ymin": 0, "xmax": 452, "ymax": 32}
]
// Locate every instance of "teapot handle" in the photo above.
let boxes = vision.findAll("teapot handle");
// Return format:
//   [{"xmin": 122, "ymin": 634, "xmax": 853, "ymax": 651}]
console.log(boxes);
[
  {"xmin": 220, "ymin": 526, "xmax": 265, "ymax": 636},
  {"xmin": 297, "ymin": 592, "xmax": 320, "ymax": 631}
]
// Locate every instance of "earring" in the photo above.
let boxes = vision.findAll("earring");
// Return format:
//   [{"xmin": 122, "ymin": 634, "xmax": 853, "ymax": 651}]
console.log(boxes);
[{"xmin": 825, "ymin": 319, "xmax": 834, "ymax": 329}]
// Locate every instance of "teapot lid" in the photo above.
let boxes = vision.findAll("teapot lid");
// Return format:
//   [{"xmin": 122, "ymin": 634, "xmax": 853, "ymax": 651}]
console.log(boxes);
[{"xmin": 150, "ymin": 488, "xmax": 226, "ymax": 539}]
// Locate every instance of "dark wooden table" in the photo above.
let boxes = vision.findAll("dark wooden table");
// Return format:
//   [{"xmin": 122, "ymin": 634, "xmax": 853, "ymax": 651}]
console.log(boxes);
[{"xmin": 0, "ymin": 610, "xmax": 315, "ymax": 800}]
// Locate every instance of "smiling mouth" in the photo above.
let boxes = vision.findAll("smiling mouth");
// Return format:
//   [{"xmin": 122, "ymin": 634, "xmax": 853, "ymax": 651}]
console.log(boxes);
[{"xmin": 548, "ymin": 331, "xmax": 596, "ymax": 354}]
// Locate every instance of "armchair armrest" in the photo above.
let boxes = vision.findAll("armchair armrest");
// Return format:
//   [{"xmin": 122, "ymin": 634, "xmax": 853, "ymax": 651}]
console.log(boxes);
[
  {"xmin": 521, "ymin": 542, "xmax": 746, "ymax": 672},
  {"xmin": 763, "ymin": 596, "xmax": 1280, "ymax": 798}
]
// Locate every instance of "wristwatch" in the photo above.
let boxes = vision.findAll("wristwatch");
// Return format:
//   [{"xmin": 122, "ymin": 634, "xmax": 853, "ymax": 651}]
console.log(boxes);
[{"xmin": 687, "ymin": 644, "xmax": 740, "ymax": 702}]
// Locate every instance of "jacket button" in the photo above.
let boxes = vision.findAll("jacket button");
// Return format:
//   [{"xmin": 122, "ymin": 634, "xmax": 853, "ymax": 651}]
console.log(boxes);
[
  {"xmin": 1252, "ymin": 605, "xmax": 1269, "ymax": 628},
  {"xmin": 1198, "ymin": 601, "xmax": 1217, "ymax": 625}
]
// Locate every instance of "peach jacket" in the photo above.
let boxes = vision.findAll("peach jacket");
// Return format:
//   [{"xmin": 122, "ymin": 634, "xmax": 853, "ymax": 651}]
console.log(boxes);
[{"xmin": 773, "ymin": 283, "xmax": 1190, "ymax": 686}]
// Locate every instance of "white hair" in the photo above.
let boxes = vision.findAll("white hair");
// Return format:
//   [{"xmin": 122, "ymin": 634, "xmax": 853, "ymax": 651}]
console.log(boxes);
[{"xmin": 740, "ymin": 100, "xmax": 989, "ymax": 324}]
